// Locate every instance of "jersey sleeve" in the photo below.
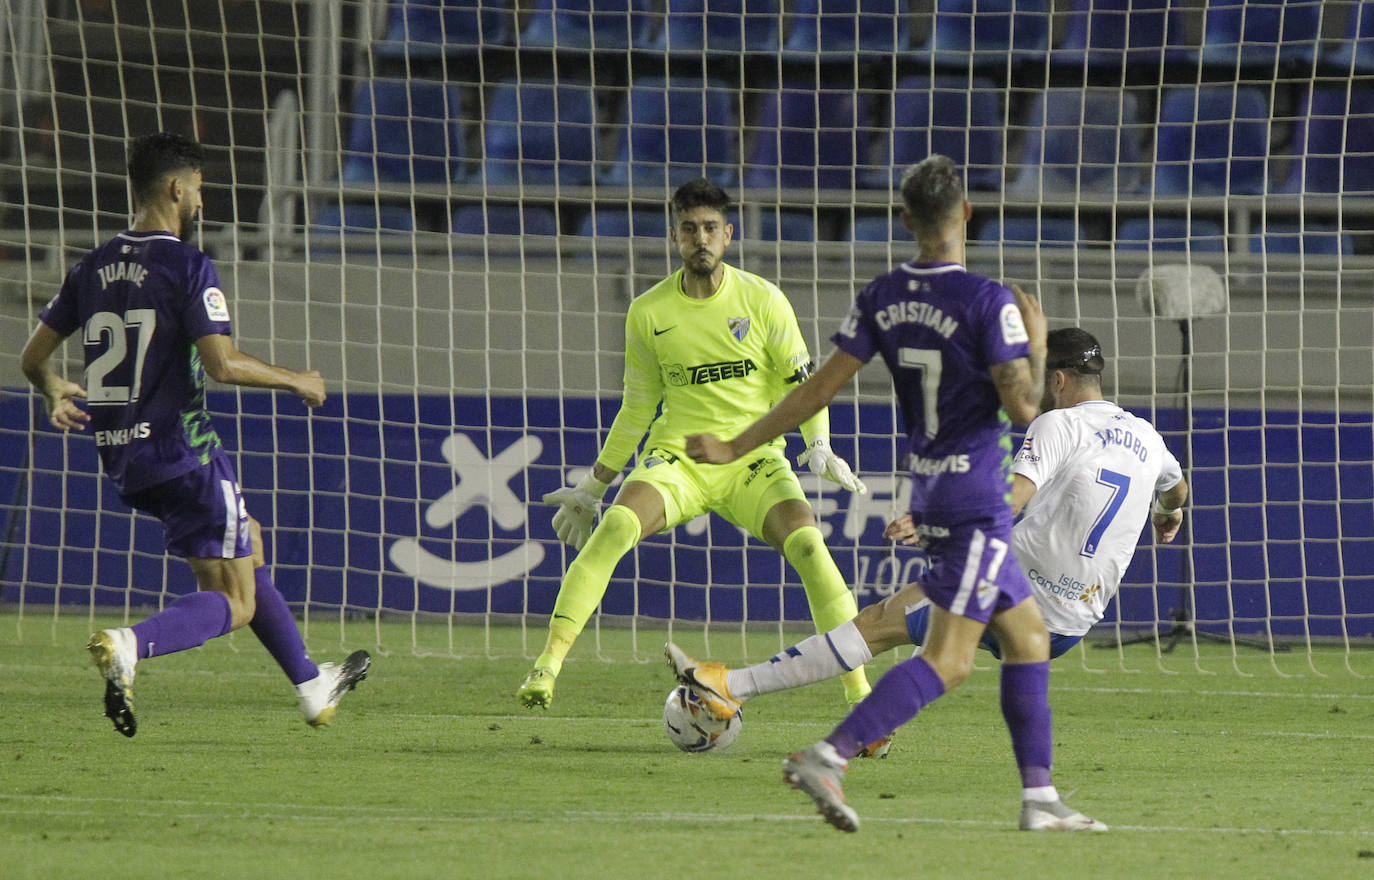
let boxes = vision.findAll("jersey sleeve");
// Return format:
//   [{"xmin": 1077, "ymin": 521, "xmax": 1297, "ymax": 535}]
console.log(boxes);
[
  {"xmin": 596, "ymin": 302, "xmax": 663, "ymax": 473},
  {"xmin": 1155, "ymin": 439, "xmax": 1184, "ymax": 495},
  {"xmin": 1012, "ymin": 410, "xmax": 1071, "ymax": 490},
  {"xmin": 978, "ymin": 281, "xmax": 1032, "ymax": 367},
  {"xmin": 183, "ymin": 252, "xmax": 232, "ymax": 340},
  {"xmin": 830, "ymin": 284, "xmax": 880, "ymax": 364},
  {"xmin": 761, "ymin": 286, "xmax": 830, "ymax": 443},
  {"xmin": 39, "ymin": 265, "xmax": 83, "ymax": 337}
]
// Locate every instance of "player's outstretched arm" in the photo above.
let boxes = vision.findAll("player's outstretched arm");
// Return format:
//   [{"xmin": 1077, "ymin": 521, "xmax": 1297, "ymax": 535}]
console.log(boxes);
[
  {"xmin": 687, "ymin": 348, "xmax": 864, "ymax": 465},
  {"xmin": 991, "ymin": 285, "xmax": 1047, "ymax": 427},
  {"xmin": 195, "ymin": 334, "xmax": 325, "ymax": 407},
  {"xmin": 1152, "ymin": 476, "xmax": 1189, "ymax": 543},
  {"xmin": 20, "ymin": 322, "xmax": 89, "ymax": 431}
]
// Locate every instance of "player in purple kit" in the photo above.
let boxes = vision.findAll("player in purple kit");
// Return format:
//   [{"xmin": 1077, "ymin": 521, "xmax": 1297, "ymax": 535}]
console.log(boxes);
[
  {"xmin": 19, "ymin": 132, "xmax": 370, "ymax": 737},
  {"xmin": 686, "ymin": 154, "xmax": 1105, "ymax": 832}
]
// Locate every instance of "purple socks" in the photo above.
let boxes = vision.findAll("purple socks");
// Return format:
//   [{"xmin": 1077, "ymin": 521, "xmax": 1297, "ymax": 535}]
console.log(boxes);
[
  {"xmin": 1000, "ymin": 661, "xmax": 1054, "ymax": 788},
  {"xmin": 249, "ymin": 566, "xmax": 318, "ymax": 685},
  {"xmin": 131, "ymin": 590, "xmax": 232, "ymax": 659},
  {"xmin": 827, "ymin": 656, "xmax": 945, "ymax": 759}
]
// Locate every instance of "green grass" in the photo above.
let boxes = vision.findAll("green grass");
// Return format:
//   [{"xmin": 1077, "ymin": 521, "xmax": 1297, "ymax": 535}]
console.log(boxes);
[{"xmin": 2, "ymin": 617, "xmax": 1373, "ymax": 880}]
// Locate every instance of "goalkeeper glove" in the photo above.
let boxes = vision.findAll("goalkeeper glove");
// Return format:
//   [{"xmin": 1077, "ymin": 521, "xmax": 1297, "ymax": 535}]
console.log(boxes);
[
  {"xmin": 542, "ymin": 473, "xmax": 612, "ymax": 550},
  {"xmin": 797, "ymin": 437, "xmax": 868, "ymax": 495}
]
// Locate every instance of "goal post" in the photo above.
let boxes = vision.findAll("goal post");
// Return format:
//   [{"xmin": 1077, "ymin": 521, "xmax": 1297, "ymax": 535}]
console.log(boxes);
[{"xmin": 0, "ymin": 0, "xmax": 1371, "ymax": 675}]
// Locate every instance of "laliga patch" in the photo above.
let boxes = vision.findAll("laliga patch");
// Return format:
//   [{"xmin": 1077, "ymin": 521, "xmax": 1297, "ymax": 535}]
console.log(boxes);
[
  {"xmin": 1000, "ymin": 302, "xmax": 1029, "ymax": 345},
  {"xmin": 203, "ymin": 286, "xmax": 230, "ymax": 322}
]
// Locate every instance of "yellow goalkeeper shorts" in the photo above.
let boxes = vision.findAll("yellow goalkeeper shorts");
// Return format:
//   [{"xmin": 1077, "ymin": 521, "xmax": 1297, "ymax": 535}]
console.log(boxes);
[{"xmin": 621, "ymin": 443, "xmax": 809, "ymax": 539}]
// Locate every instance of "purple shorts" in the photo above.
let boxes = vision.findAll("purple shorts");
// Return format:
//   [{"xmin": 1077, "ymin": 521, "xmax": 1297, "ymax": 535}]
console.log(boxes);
[
  {"xmin": 121, "ymin": 452, "xmax": 252, "ymax": 560},
  {"xmin": 912, "ymin": 508, "xmax": 1033, "ymax": 623}
]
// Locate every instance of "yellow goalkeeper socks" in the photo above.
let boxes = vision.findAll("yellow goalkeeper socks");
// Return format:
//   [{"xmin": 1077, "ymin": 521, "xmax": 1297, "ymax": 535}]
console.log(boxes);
[
  {"xmin": 783, "ymin": 525, "xmax": 872, "ymax": 703},
  {"xmin": 537, "ymin": 504, "xmax": 643, "ymax": 674}
]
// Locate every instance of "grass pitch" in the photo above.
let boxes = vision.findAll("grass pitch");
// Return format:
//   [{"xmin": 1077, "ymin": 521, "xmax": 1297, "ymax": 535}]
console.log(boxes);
[{"xmin": 2, "ymin": 617, "xmax": 1372, "ymax": 880}]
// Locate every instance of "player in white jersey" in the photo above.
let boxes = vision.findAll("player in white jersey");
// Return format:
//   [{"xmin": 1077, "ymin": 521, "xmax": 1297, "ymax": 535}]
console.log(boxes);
[{"xmin": 668, "ymin": 326, "xmax": 1189, "ymax": 724}]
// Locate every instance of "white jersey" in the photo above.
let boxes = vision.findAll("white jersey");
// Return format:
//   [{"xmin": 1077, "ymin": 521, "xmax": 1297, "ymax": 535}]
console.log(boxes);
[{"xmin": 1011, "ymin": 400, "xmax": 1184, "ymax": 636}]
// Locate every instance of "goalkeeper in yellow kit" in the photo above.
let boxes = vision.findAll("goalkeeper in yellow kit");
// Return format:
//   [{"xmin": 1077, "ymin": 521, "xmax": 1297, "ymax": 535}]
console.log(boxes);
[{"xmin": 519, "ymin": 179, "xmax": 872, "ymax": 710}]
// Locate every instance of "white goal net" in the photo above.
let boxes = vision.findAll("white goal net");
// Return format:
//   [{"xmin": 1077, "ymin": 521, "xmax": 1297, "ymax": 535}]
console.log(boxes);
[{"xmin": 1, "ymin": 0, "xmax": 1371, "ymax": 674}]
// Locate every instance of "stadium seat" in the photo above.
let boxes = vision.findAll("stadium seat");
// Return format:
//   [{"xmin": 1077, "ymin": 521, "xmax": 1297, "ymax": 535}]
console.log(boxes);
[
  {"xmin": 781, "ymin": 0, "xmax": 910, "ymax": 58},
  {"xmin": 308, "ymin": 203, "xmax": 416, "ymax": 257},
  {"xmin": 451, "ymin": 204, "xmax": 560, "ymax": 235},
  {"xmin": 1194, "ymin": 0, "xmax": 1323, "ymax": 69},
  {"xmin": 1049, "ymin": 0, "xmax": 1190, "ymax": 69},
  {"xmin": 976, "ymin": 217, "xmax": 1082, "ymax": 247},
  {"xmin": 1009, "ymin": 88, "xmax": 1143, "ymax": 195},
  {"xmin": 1116, "ymin": 217, "xmax": 1226, "ymax": 252},
  {"xmin": 636, "ymin": 0, "xmax": 780, "ymax": 55},
  {"xmin": 745, "ymin": 208, "xmax": 817, "ymax": 242},
  {"xmin": 601, "ymin": 76, "xmax": 737, "ymax": 188},
  {"xmin": 1148, "ymin": 86, "xmax": 1271, "ymax": 196},
  {"xmin": 1278, "ymin": 84, "xmax": 1374, "ymax": 195},
  {"xmin": 743, "ymin": 78, "xmax": 873, "ymax": 192},
  {"xmin": 341, "ymin": 78, "xmax": 466, "ymax": 184},
  {"xmin": 863, "ymin": 74, "xmax": 1003, "ymax": 191},
  {"xmin": 908, "ymin": 0, "xmax": 1050, "ymax": 69},
  {"xmin": 373, "ymin": 0, "xmax": 509, "ymax": 58},
  {"xmin": 573, "ymin": 208, "xmax": 671, "ymax": 237},
  {"xmin": 313, "ymin": 203, "xmax": 417, "ymax": 233},
  {"xmin": 1258, "ymin": 223, "xmax": 1355, "ymax": 256},
  {"xmin": 517, "ymin": 0, "xmax": 651, "ymax": 49},
  {"xmin": 480, "ymin": 79, "xmax": 598, "ymax": 187},
  {"xmin": 1323, "ymin": 0, "xmax": 1374, "ymax": 73},
  {"xmin": 850, "ymin": 212, "xmax": 908, "ymax": 242}
]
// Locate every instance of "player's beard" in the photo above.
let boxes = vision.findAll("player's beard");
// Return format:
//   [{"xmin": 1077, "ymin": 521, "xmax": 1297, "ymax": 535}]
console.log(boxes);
[{"xmin": 684, "ymin": 250, "xmax": 718, "ymax": 278}]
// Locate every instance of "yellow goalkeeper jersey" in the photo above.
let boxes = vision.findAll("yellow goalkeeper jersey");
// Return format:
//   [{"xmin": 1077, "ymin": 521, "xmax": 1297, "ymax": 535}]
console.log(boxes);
[{"xmin": 596, "ymin": 263, "xmax": 829, "ymax": 473}]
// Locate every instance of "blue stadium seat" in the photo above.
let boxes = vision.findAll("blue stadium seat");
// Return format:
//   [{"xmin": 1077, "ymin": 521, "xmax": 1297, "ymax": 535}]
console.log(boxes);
[
  {"xmin": 977, "ymin": 217, "xmax": 1082, "ymax": 247},
  {"xmin": 1116, "ymin": 217, "xmax": 1226, "ymax": 252},
  {"xmin": 574, "ymin": 208, "xmax": 671, "ymax": 237},
  {"xmin": 850, "ymin": 213, "xmax": 908, "ymax": 242},
  {"xmin": 341, "ymin": 78, "xmax": 466, "ymax": 184},
  {"xmin": 451, "ymin": 204, "xmax": 560, "ymax": 235},
  {"xmin": 313, "ymin": 203, "xmax": 416, "ymax": 233},
  {"xmin": 743, "ymin": 78, "xmax": 873, "ymax": 192},
  {"xmin": 1323, "ymin": 0, "xmax": 1374, "ymax": 73},
  {"xmin": 1258, "ymin": 223, "xmax": 1355, "ymax": 256},
  {"xmin": 1149, "ymin": 86, "xmax": 1271, "ymax": 196},
  {"xmin": 1049, "ymin": 0, "xmax": 1189, "ymax": 69},
  {"xmin": 1279, "ymin": 84, "xmax": 1374, "ymax": 195},
  {"xmin": 601, "ymin": 76, "xmax": 737, "ymax": 188},
  {"xmin": 781, "ymin": 0, "xmax": 910, "ymax": 58},
  {"xmin": 637, "ymin": 0, "xmax": 780, "ymax": 55},
  {"xmin": 480, "ymin": 79, "xmax": 598, "ymax": 186},
  {"xmin": 864, "ymin": 74, "xmax": 1003, "ymax": 191},
  {"xmin": 373, "ymin": 0, "xmax": 509, "ymax": 58},
  {"xmin": 518, "ymin": 0, "xmax": 651, "ymax": 49},
  {"xmin": 746, "ymin": 209, "xmax": 817, "ymax": 242},
  {"xmin": 1195, "ymin": 0, "xmax": 1322, "ymax": 69},
  {"xmin": 1009, "ymin": 88, "xmax": 1143, "ymax": 195},
  {"xmin": 908, "ymin": 0, "xmax": 1050, "ymax": 68}
]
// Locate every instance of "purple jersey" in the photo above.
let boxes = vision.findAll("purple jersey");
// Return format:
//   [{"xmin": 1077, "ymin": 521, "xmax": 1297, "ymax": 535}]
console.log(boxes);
[
  {"xmin": 832, "ymin": 261, "xmax": 1031, "ymax": 516},
  {"xmin": 39, "ymin": 230, "xmax": 231, "ymax": 496}
]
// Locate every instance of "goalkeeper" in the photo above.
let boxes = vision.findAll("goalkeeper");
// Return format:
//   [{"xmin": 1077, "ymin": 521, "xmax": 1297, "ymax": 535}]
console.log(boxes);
[{"xmin": 519, "ymin": 178, "xmax": 872, "ymax": 710}]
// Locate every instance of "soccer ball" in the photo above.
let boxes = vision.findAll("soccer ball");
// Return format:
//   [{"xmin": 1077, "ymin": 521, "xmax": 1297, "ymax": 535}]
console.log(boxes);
[{"xmin": 662, "ymin": 684, "xmax": 741, "ymax": 753}]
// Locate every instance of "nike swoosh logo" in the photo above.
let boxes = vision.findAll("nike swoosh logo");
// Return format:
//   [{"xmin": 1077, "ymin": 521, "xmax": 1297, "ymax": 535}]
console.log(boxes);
[
  {"xmin": 653, "ymin": 327, "xmax": 675, "ymax": 336},
  {"xmin": 764, "ymin": 468, "xmax": 783, "ymax": 478}
]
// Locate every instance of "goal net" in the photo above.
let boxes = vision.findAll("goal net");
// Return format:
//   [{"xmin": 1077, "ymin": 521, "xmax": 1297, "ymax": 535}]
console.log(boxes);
[{"xmin": 1, "ymin": 0, "xmax": 1370, "ymax": 674}]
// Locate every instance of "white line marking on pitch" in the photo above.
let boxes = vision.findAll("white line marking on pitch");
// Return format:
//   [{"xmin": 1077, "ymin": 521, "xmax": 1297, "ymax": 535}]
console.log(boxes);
[{"xmin": 0, "ymin": 795, "xmax": 1370, "ymax": 837}]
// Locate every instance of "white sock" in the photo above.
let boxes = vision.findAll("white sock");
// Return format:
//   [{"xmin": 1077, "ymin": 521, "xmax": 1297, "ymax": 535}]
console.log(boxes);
[
  {"xmin": 727, "ymin": 621, "xmax": 874, "ymax": 700},
  {"xmin": 1023, "ymin": 785, "xmax": 1059, "ymax": 803}
]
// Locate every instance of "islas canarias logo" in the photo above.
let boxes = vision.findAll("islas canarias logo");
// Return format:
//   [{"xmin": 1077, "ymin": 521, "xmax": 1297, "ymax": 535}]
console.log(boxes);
[{"xmin": 388, "ymin": 433, "xmax": 545, "ymax": 590}]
